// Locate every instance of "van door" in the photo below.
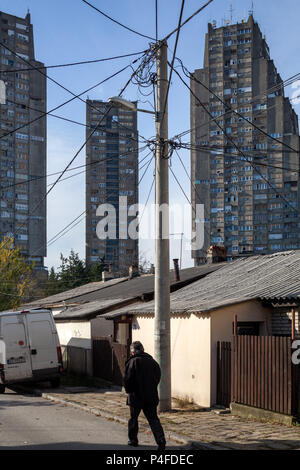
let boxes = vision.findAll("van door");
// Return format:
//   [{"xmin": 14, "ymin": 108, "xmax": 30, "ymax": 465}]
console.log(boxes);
[
  {"xmin": 25, "ymin": 313, "xmax": 58, "ymax": 376},
  {"xmin": 1, "ymin": 315, "xmax": 32, "ymax": 382}
]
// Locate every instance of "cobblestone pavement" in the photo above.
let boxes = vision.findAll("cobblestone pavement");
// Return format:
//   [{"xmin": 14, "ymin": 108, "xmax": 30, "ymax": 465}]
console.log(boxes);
[{"xmin": 23, "ymin": 384, "xmax": 300, "ymax": 451}]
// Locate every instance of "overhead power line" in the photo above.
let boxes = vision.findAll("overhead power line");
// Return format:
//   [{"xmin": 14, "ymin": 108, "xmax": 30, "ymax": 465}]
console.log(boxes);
[
  {"xmin": 163, "ymin": 0, "xmax": 214, "ymax": 41},
  {"xmin": 170, "ymin": 63, "xmax": 300, "ymax": 216},
  {"xmin": 177, "ymin": 58, "xmax": 300, "ymax": 156},
  {"xmin": 155, "ymin": 0, "xmax": 158, "ymax": 42},
  {"xmin": 0, "ymin": 42, "xmax": 149, "ymax": 147},
  {"xmin": 36, "ymin": 150, "xmax": 155, "ymax": 253},
  {"xmin": 161, "ymin": 0, "xmax": 185, "ymax": 124},
  {"xmin": 0, "ymin": 144, "xmax": 150, "ymax": 191},
  {"xmin": 0, "ymin": 50, "xmax": 147, "ymax": 73},
  {"xmin": 1, "ymin": 52, "xmax": 148, "ymax": 252},
  {"xmin": 81, "ymin": 0, "xmax": 155, "ymax": 41},
  {"xmin": 173, "ymin": 77, "xmax": 300, "ymax": 143}
]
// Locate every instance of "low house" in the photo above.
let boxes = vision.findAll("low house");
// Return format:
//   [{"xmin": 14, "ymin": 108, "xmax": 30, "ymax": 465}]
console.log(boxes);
[
  {"xmin": 103, "ymin": 251, "xmax": 300, "ymax": 409},
  {"xmin": 22, "ymin": 263, "xmax": 226, "ymax": 376}
]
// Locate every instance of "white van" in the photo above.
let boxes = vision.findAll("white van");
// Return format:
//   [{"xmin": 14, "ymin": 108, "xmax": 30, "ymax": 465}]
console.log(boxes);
[{"xmin": 0, "ymin": 309, "xmax": 63, "ymax": 393}]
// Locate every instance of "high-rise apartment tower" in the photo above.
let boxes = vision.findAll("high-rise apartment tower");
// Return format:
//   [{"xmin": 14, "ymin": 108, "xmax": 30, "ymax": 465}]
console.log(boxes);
[
  {"xmin": 191, "ymin": 15, "xmax": 300, "ymax": 264},
  {"xmin": 86, "ymin": 100, "xmax": 138, "ymax": 275},
  {"xmin": 0, "ymin": 11, "xmax": 46, "ymax": 271}
]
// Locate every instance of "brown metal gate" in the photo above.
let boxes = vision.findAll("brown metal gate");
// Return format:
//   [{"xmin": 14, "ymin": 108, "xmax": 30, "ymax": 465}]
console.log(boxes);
[
  {"xmin": 93, "ymin": 337, "xmax": 129, "ymax": 386},
  {"xmin": 217, "ymin": 341, "xmax": 231, "ymax": 408},
  {"xmin": 217, "ymin": 336, "xmax": 299, "ymax": 417},
  {"xmin": 231, "ymin": 335, "xmax": 298, "ymax": 416}
]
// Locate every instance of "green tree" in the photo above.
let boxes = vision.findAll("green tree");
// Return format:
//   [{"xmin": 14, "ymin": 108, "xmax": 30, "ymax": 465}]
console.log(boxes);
[
  {"xmin": 0, "ymin": 236, "xmax": 35, "ymax": 311},
  {"xmin": 46, "ymin": 250, "xmax": 107, "ymax": 296}
]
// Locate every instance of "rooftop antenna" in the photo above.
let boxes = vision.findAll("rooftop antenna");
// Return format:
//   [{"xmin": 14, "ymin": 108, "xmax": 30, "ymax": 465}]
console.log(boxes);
[
  {"xmin": 249, "ymin": 1, "xmax": 254, "ymax": 16},
  {"xmin": 230, "ymin": 2, "xmax": 234, "ymax": 23}
]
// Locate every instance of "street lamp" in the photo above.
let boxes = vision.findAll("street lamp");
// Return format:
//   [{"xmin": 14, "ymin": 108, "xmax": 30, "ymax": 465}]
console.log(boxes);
[{"xmin": 108, "ymin": 96, "xmax": 155, "ymax": 115}]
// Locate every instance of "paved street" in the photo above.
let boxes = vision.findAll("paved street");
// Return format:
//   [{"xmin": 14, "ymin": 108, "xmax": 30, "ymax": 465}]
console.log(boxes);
[
  {"xmin": 1, "ymin": 385, "xmax": 300, "ymax": 451},
  {"xmin": 0, "ymin": 389, "xmax": 186, "ymax": 450},
  {"xmin": 25, "ymin": 384, "xmax": 300, "ymax": 451}
]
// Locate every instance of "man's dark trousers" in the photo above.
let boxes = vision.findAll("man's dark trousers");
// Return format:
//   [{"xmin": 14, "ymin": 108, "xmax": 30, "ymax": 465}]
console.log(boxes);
[{"xmin": 128, "ymin": 405, "xmax": 165, "ymax": 445}]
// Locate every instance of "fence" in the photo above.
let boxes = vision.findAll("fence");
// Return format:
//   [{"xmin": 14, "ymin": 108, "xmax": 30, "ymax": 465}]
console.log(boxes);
[
  {"xmin": 217, "ymin": 336, "xmax": 299, "ymax": 417},
  {"xmin": 62, "ymin": 345, "xmax": 92, "ymax": 377},
  {"xmin": 231, "ymin": 335, "xmax": 297, "ymax": 416},
  {"xmin": 93, "ymin": 336, "xmax": 129, "ymax": 386}
]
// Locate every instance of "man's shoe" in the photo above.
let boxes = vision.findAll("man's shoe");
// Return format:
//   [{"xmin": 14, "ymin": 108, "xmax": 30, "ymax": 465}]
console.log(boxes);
[
  {"xmin": 157, "ymin": 441, "xmax": 166, "ymax": 452},
  {"xmin": 128, "ymin": 440, "xmax": 139, "ymax": 447}
]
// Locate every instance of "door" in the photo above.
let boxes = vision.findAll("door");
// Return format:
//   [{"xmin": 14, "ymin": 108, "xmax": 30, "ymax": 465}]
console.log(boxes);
[
  {"xmin": 25, "ymin": 313, "xmax": 58, "ymax": 374},
  {"xmin": 216, "ymin": 341, "xmax": 231, "ymax": 408},
  {"xmin": 1, "ymin": 316, "xmax": 32, "ymax": 381}
]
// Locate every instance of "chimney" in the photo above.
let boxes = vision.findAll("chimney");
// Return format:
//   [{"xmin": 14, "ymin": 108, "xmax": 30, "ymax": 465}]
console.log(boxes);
[
  {"xmin": 102, "ymin": 267, "xmax": 115, "ymax": 282},
  {"xmin": 207, "ymin": 245, "xmax": 227, "ymax": 264},
  {"xmin": 173, "ymin": 258, "xmax": 180, "ymax": 282},
  {"xmin": 129, "ymin": 264, "xmax": 139, "ymax": 279}
]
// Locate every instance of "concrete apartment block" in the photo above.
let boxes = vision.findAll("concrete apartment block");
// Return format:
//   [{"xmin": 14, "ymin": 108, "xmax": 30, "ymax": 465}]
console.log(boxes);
[
  {"xmin": 191, "ymin": 15, "xmax": 300, "ymax": 264},
  {"xmin": 0, "ymin": 11, "xmax": 46, "ymax": 272},
  {"xmin": 85, "ymin": 100, "xmax": 138, "ymax": 275}
]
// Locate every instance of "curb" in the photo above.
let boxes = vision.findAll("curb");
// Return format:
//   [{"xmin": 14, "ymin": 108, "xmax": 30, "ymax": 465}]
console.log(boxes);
[
  {"xmin": 39, "ymin": 391, "xmax": 194, "ymax": 448},
  {"xmin": 13, "ymin": 385, "xmax": 225, "ymax": 450}
]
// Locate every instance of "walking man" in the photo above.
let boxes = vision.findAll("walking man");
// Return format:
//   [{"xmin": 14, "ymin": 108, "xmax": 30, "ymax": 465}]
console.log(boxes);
[{"xmin": 123, "ymin": 341, "xmax": 166, "ymax": 451}]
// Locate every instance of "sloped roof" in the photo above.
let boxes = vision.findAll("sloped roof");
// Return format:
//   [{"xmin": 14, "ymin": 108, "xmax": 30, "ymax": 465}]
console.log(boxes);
[
  {"xmin": 23, "ymin": 276, "xmax": 129, "ymax": 308},
  {"xmin": 23, "ymin": 263, "xmax": 227, "ymax": 310},
  {"xmin": 125, "ymin": 251, "xmax": 300, "ymax": 316},
  {"xmin": 54, "ymin": 298, "xmax": 137, "ymax": 321}
]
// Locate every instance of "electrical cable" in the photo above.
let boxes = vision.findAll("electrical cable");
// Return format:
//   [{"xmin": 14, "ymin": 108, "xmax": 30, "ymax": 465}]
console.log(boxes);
[
  {"xmin": 0, "ymin": 43, "xmax": 150, "ymax": 147},
  {"xmin": 155, "ymin": 0, "xmax": 158, "ymax": 42},
  {"xmin": 179, "ymin": 142, "xmax": 300, "ymax": 175},
  {"xmin": 0, "ymin": 53, "xmax": 147, "ymax": 252},
  {"xmin": 0, "ymin": 144, "xmax": 150, "ymax": 191},
  {"xmin": 161, "ymin": 0, "xmax": 185, "ymax": 125},
  {"xmin": 0, "ymin": 50, "xmax": 147, "ymax": 73},
  {"xmin": 137, "ymin": 174, "xmax": 155, "ymax": 228},
  {"xmin": 173, "ymin": 89, "xmax": 300, "ymax": 144},
  {"xmin": 81, "ymin": 0, "xmax": 155, "ymax": 41},
  {"xmin": 177, "ymin": 58, "xmax": 300, "ymax": 155},
  {"xmin": 163, "ymin": 0, "xmax": 214, "ymax": 41},
  {"xmin": 31, "ymin": 149, "xmax": 155, "ymax": 255},
  {"xmin": 169, "ymin": 63, "xmax": 300, "ymax": 217}
]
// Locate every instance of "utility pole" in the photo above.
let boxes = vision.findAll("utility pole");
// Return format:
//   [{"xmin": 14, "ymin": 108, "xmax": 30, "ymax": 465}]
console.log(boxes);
[{"xmin": 154, "ymin": 40, "xmax": 171, "ymax": 412}]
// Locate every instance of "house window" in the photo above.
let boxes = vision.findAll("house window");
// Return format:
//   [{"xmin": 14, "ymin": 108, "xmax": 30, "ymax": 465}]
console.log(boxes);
[{"xmin": 233, "ymin": 322, "xmax": 261, "ymax": 335}]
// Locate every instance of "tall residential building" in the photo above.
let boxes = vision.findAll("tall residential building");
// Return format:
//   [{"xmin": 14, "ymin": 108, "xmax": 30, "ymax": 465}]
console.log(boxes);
[
  {"xmin": 0, "ymin": 11, "xmax": 46, "ymax": 271},
  {"xmin": 191, "ymin": 15, "xmax": 300, "ymax": 264},
  {"xmin": 85, "ymin": 100, "xmax": 138, "ymax": 275}
]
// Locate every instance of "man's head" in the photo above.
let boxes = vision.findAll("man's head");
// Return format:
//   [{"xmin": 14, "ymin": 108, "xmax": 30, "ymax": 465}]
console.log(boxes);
[{"xmin": 130, "ymin": 341, "xmax": 144, "ymax": 356}]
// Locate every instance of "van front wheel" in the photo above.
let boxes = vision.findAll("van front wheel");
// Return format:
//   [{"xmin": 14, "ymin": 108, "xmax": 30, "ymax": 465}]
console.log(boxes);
[{"xmin": 0, "ymin": 384, "xmax": 5, "ymax": 393}]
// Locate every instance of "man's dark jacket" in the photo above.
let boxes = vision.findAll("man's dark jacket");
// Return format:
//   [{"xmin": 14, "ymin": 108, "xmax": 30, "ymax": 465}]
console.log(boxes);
[{"xmin": 123, "ymin": 352, "xmax": 161, "ymax": 408}]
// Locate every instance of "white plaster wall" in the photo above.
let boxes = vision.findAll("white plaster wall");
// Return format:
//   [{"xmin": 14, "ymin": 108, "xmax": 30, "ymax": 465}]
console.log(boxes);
[
  {"xmin": 55, "ymin": 321, "xmax": 92, "ymax": 349},
  {"xmin": 132, "ymin": 314, "xmax": 212, "ymax": 407}
]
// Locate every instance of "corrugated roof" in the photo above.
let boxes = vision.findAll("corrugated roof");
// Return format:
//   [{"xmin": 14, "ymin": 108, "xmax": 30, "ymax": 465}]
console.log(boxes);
[
  {"xmin": 54, "ymin": 298, "xmax": 138, "ymax": 321},
  {"xmin": 23, "ymin": 276, "xmax": 129, "ymax": 308},
  {"xmin": 126, "ymin": 251, "xmax": 300, "ymax": 316},
  {"xmin": 22, "ymin": 264, "xmax": 226, "ymax": 310}
]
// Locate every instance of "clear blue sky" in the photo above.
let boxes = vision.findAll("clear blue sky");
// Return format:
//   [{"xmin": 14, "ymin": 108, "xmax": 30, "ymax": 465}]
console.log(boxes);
[{"xmin": 1, "ymin": 0, "xmax": 300, "ymax": 270}]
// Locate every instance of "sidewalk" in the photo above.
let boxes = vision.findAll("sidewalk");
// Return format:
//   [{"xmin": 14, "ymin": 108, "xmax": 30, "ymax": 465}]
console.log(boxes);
[{"xmin": 22, "ymin": 382, "xmax": 300, "ymax": 451}]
